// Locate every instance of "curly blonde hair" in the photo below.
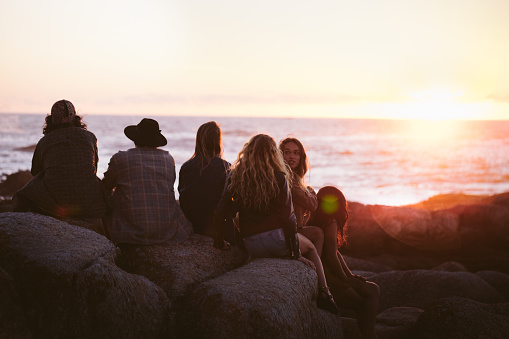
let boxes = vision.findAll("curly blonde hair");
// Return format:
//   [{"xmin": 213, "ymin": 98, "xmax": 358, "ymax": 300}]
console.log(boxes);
[{"xmin": 229, "ymin": 134, "xmax": 292, "ymax": 211}]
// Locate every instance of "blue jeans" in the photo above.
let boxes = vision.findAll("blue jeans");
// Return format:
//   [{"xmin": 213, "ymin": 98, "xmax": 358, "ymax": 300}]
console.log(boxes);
[{"xmin": 244, "ymin": 228, "xmax": 289, "ymax": 258}]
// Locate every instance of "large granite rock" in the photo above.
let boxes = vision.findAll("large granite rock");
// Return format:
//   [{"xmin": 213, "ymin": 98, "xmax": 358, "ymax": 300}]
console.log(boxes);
[
  {"xmin": 0, "ymin": 212, "xmax": 171, "ymax": 339},
  {"xmin": 117, "ymin": 234, "xmax": 248, "ymax": 302},
  {"xmin": 0, "ymin": 267, "xmax": 31, "ymax": 339},
  {"xmin": 375, "ymin": 307, "xmax": 423, "ymax": 339},
  {"xmin": 0, "ymin": 212, "xmax": 343, "ymax": 338},
  {"xmin": 369, "ymin": 205, "xmax": 460, "ymax": 251},
  {"xmin": 416, "ymin": 297, "xmax": 509, "ymax": 339},
  {"xmin": 178, "ymin": 258, "xmax": 342, "ymax": 338}
]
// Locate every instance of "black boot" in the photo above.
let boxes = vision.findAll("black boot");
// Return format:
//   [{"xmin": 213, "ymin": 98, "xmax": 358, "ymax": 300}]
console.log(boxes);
[{"xmin": 317, "ymin": 286, "xmax": 339, "ymax": 314}]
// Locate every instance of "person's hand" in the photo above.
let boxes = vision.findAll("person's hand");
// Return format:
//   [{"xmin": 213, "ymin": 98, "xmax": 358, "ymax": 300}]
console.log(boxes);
[{"xmin": 297, "ymin": 257, "xmax": 316, "ymax": 270}]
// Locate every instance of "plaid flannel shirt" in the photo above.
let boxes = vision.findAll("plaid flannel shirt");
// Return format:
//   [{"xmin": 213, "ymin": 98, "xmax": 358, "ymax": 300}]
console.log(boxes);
[{"xmin": 103, "ymin": 147, "xmax": 192, "ymax": 245}]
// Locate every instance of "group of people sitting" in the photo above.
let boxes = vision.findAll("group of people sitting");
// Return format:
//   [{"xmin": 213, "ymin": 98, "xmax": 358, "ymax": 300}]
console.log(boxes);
[{"xmin": 13, "ymin": 100, "xmax": 379, "ymax": 339}]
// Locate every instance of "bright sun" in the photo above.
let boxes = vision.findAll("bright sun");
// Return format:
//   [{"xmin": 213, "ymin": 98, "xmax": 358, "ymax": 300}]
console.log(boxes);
[{"xmin": 384, "ymin": 89, "xmax": 484, "ymax": 121}]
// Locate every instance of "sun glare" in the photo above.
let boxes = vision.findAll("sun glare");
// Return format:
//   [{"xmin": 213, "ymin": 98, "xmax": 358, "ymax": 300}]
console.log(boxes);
[{"xmin": 382, "ymin": 89, "xmax": 485, "ymax": 121}]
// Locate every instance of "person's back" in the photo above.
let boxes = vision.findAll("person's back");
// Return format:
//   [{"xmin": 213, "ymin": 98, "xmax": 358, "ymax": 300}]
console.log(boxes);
[
  {"xmin": 33, "ymin": 127, "xmax": 105, "ymax": 217},
  {"xmin": 103, "ymin": 118, "xmax": 192, "ymax": 246},
  {"xmin": 179, "ymin": 156, "xmax": 229, "ymax": 235},
  {"xmin": 13, "ymin": 100, "xmax": 106, "ymax": 219}
]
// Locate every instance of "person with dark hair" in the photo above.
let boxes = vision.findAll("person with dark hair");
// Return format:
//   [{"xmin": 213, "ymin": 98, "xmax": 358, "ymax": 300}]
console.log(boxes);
[
  {"xmin": 281, "ymin": 137, "xmax": 379, "ymax": 339},
  {"xmin": 309, "ymin": 186, "xmax": 380, "ymax": 339},
  {"xmin": 178, "ymin": 121, "xmax": 234, "ymax": 240},
  {"xmin": 13, "ymin": 100, "xmax": 107, "ymax": 233},
  {"xmin": 102, "ymin": 118, "xmax": 192, "ymax": 246},
  {"xmin": 213, "ymin": 134, "xmax": 339, "ymax": 314},
  {"xmin": 279, "ymin": 138, "xmax": 324, "ymax": 254}
]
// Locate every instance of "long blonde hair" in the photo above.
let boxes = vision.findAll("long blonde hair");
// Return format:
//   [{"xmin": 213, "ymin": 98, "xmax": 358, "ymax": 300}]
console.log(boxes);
[{"xmin": 229, "ymin": 134, "xmax": 291, "ymax": 211}]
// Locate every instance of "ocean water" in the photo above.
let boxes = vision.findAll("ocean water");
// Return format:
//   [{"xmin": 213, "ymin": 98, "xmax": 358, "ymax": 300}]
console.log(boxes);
[{"xmin": 1, "ymin": 113, "xmax": 509, "ymax": 206}]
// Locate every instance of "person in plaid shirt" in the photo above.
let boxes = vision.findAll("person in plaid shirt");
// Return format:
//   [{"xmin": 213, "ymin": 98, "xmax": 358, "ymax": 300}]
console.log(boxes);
[
  {"xmin": 103, "ymin": 118, "xmax": 192, "ymax": 246},
  {"xmin": 13, "ymin": 100, "xmax": 107, "ymax": 223}
]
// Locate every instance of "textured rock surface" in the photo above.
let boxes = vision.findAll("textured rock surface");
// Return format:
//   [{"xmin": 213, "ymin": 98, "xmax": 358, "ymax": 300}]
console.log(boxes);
[
  {"xmin": 1, "ymin": 186, "xmax": 509, "ymax": 338},
  {"xmin": 178, "ymin": 258, "xmax": 342, "ymax": 338},
  {"xmin": 117, "ymin": 234, "xmax": 248, "ymax": 302},
  {"xmin": 372, "ymin": 270, "xmax": 504, "ymax": 311},
  {"xmin": 416, "ymin": 297, "xmax": 509, "ymax": 339},
  {"xmin": 0, "ymin": 212, "xmax": 171, "ymax": 339}
]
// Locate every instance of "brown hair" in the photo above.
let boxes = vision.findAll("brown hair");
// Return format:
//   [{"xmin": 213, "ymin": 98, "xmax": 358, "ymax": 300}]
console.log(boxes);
[
  {"xmin": 42, "ymin": 114, "xmax": 87, "ymax": 135},
  {"xmin": 313, "ymin": 186, "xmax": 349, "ymax": 246},
  {"xmin": 192, "ymin": 121, "xmax": 223, "ymax": 169},
  {"xmin": 279, "ymin": 137, "xmax": 309, "ymax": 186}
]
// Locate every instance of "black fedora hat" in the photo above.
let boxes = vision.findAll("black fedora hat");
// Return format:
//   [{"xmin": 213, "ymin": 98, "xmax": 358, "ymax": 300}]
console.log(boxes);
[{"xmin": 124, "ymin": 118, "xmax": 167, "ymax": 147}]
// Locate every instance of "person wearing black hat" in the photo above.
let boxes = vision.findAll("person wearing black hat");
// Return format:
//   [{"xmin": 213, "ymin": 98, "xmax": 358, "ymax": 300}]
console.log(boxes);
[
  {"xmin": 13, "ymin": 100, "xmax": 108, "ymax": 234},
  {"xmin": 102, "ymin": 118, "xmax": 192, "ymax": 245}
]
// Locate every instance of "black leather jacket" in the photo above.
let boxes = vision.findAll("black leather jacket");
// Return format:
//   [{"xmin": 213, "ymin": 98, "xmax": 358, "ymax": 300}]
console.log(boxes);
[{"xmin": 213, "ymin": 171, "xmax": 301, "ymax": 258}]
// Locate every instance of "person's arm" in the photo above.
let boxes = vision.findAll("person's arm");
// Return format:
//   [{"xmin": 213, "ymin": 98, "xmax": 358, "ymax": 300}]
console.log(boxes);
[
  {"xmin": 337, "ymin": 248, "xmax": 367, "ymax": 289},
  {"xmin": 279, "ymin": 176, "xmax": 301, "ymax": 259},
  {"xmin": 212, "ymin": 176, "xmax": 235, "ymax": 249},
  {"xmin": 102, "ymin": 156, "xmax": 118, "ymax": 191},
  {"xmin": 291, "ymin": 184, "xmax": 318, "ymax": 212},
  {"xmin": 31, "ymin": 143, "xmax": 43, "ymax": 176}
]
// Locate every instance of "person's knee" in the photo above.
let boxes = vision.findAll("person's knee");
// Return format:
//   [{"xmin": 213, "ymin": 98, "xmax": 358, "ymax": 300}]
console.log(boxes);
[{"xmin": 364, "ymin": 282, "xmax": 380, "ymax": 300}]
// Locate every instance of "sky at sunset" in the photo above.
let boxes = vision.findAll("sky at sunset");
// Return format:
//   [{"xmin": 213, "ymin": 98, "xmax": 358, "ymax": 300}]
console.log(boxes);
[{"xmin": 1, "ymin": 0, "xmax": 508, "ymax": 119}]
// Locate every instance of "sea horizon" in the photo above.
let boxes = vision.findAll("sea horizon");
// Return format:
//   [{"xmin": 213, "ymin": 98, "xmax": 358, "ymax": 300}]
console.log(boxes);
[{"xmin": 1, "ymin": 113, "xmax": 509, "ymax": 207}]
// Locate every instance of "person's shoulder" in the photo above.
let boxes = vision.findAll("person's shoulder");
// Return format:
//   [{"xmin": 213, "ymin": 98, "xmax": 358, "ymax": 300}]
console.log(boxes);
[
  {"xmin": 275, "ymin": 170, "xmax": 287, "ymax": 182},
  {"xmin": 211, "ymin": 156, "xmax": 231, "ymax": 168},
  {"xmin": 181, "ymin": 157, "xmax": 197, "ymax": 168}
]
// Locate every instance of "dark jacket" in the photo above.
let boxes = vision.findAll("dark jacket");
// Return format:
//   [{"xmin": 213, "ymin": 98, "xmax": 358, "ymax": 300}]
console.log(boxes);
[
  {"xmin": 178, "ymin": 156, "xmax": 230, "ymax": 235},
  {"xmin": 213, "ymin": 171, "xmax": 301, "ymax": 258},
  {"xmin": 15, "ymin": 127, "xmax": 106, "ymax": 218}
]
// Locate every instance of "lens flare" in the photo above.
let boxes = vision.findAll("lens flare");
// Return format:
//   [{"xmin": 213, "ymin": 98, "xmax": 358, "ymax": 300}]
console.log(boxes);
[{"xmin": 321, "ymin": 195, "xmax": 339, "ymax": 215}]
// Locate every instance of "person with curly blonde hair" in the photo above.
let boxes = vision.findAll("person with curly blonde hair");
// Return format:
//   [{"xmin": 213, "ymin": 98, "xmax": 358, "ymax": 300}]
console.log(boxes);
[{"xmin": 213, "ymin": 134, "xmax": 339, "ymax": 313}]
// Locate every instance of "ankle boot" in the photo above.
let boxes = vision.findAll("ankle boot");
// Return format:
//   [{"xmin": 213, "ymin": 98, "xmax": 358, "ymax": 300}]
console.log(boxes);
[{"xmin": 317, "ymin": 286, "xmax": 339, "ymax": 314}]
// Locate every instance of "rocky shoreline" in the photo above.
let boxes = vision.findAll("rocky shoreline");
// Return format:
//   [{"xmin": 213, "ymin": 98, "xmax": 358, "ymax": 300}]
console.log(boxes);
[{"xmin": 1, "ymin": 171, "xmax": 508, "ymax": 338}]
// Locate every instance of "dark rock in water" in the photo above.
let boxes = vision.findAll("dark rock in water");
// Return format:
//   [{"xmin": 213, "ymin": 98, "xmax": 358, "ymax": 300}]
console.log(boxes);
[
  {"xmin": 13, "ymin": 144, "xmax": 37, "ymax": 152},
  {"xmin": 117, "ymin": 234, "xmax": 248, "ymax": 301},
  {"xmin": 416, "ymin": 297, "xmax": 509, "ymax": 339},
  {"xmin": 177, "ymin": 258, "xmax": 342, "ymax": 339},
  {"xmin": 0, "ymin": 267, "xmax": 32, "ymax": 339},
  {"xmin": 371, "ymin": 269, "xmax": 504, "ymax": 311},
  {"xmin": 447, "ymin": 203, "xmax": 509, "ymax": 250},
  {"xmin": 369, "ymin": 205, "xmax": 460, "ymax": 251},
  {"xmin": 0, "ymin": 170, "xmax": 32, "ymax": 197},
  {"xmin": 0, "ymin": 212, "xmax": 171, "ymax": 338}
]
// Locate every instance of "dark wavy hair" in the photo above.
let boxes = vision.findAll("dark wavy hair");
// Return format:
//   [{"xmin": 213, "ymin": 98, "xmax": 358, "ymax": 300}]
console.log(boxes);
[
  {"xmin": 279, "ymin": 137, "xmax": 309, "ymax": 183},
  {"xmin": 311, "ymin": 186, "xmax": 349, "ymax": 246},
  {"xmin": 42, "ymin": 114, "xmax": 87, "ymax": 135}
]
